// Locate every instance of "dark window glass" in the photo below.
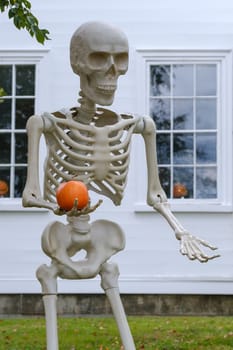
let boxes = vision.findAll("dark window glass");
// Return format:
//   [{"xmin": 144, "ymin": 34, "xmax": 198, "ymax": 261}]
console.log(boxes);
[
  {"xmin": 150, "ymin": 65, "xmax": 170, "ymax": 96},
  {"xmin": 0, "ymin": 167, "xmax": 10, "ymax": 197},
  {"xmin": 15, "ymin": 99, "xmax": 34, "ymax": 129},
  {"xmin": 157, "ymin": 133, "xmax": 170, "ymax": 164},
  {"xmin": 16, "ymin": 65, "xmax": 35, "ymax": 95},
  {"xmin": 159, "ymin": 167, "xmax": 170, "ymax": 197},
  {"xmin": 14, "ymin": 166, "xmax": 27, "ymax": 197},
  {"xmin": 0, "ymin": 133, "xmax": 11, "ymax": 163},
  {"xmin": 150, "ymin": 98, "xmax": 170, "ymax": 130},
  {"xmin": 173, "ymin": 167, "xmax": 194, "ymax": 198},
  {"xmin": 0, "ymin": 99, "xmax": 12, "ymax": 129},
  {"xmin": 15, "ymin": 133, "xmax": 28, "ymax": 163},
  {"xmin": 173, "ymin": 133, "xmax": 194, "ymax": 164},
  {"xmin": 0, "ymin": 65, "xmax": 12, "ymax": 95}
]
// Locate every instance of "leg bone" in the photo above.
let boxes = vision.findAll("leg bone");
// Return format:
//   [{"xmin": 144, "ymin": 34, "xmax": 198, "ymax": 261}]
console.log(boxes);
[
  {"xmin": 36, "ymin": 264, "xmax": 59, "ymax": 350},
  {"xmin": 43, "ymin": 294, "xmax": 59, "ymax": 350},
  {"xmin": 100, "ymin": 262, "xmax": 136, "ymax": 350}
]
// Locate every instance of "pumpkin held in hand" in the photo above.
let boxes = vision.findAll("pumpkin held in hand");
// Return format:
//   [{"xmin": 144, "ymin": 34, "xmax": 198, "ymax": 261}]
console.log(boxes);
[{"xmin": 56, "ymin": 180, "xmax": 89, "ymax": 211}]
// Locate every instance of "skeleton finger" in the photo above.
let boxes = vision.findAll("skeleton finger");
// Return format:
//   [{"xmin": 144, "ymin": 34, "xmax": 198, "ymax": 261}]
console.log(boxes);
[
  {"xmin": 86, "ymin": 199, "xmax": 103, "ymax": 213},
  {"xmin": 181, "ymin": 238, "xmax": 220, "ymax": 262},
  {"xmin": 190, "ymin": 239, "xmax": 219, "ymax": 262},
  {"xmin": 182, "ymin": 238, "xmax": 206, "ymax": 261},
  {"xmin": 180, "ymin": 240, "xmax": 196, "ymax": 260},
  {"xmin": 53, "ymin": 206, "xmax": 66, "ymax": 216},
  {"xmin": 196, "ymin": 237, "xmax": 218, "ymax": 251}
]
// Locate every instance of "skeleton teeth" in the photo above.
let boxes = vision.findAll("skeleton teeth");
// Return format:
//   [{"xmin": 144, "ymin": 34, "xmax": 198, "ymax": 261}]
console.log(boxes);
[{"xmin": 97, "ymin": 85, "xmax": 116, "ymax": 94}]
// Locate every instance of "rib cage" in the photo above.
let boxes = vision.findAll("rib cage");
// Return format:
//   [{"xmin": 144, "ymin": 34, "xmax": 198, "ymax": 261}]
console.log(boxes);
[{"xmin": 42, "ymin": 108, "xmax": 138, "ymax": 205}]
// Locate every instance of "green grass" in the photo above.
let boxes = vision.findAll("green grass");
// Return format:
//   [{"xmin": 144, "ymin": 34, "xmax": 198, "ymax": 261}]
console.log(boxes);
[{"xmin": 0, "ymin": 316, "xmax": 233, "ymax": 349}]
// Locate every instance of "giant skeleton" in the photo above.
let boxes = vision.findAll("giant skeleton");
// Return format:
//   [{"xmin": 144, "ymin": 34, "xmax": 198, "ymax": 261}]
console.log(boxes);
[{"xmin": 23, "ymin": 22, "xmax": 219, "ymax": 350}]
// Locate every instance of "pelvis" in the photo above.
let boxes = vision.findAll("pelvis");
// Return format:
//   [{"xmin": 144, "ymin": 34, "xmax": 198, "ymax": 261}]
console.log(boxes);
[{"xmin": 40, "ymin": 215, "xmax": 125, "ymax": 280}]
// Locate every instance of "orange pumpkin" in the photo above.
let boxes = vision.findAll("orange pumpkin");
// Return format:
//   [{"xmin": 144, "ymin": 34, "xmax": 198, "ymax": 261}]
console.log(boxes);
[
  {"xmin": 173, "ymin": 183, "xmax": 188, "ymax": 198},
  {"xmin": 0, "ymin": 180, "xmax": 8, "ymax": 196},
  {"xmin": 56, "ymin": 180, "xmax": 89, "ymax": 211}
]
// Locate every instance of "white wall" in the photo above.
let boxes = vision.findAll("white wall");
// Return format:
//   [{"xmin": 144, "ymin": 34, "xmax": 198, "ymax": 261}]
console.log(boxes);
[{"xmin": 0, "ymin": 0, "xmax": 233, "ymax": 294}]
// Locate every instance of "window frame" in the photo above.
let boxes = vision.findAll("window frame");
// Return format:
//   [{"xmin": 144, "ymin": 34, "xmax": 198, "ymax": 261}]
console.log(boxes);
[
  {"xmin": 0, "ymin": 49, "xmax": 49, "ymax": 211},
  {"xmin": 134, "ymin": 49, "xmax": 233, "ymax": 212}
]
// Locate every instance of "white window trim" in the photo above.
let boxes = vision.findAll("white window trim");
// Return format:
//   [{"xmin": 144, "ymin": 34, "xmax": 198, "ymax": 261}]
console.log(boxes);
[
  {"xmin": 0, "ymin": 49, "xmax": 49, "ymax": 211},
  {"xmin": 134, "ymin": 49, "xmax": 233, "ymax": 213}
]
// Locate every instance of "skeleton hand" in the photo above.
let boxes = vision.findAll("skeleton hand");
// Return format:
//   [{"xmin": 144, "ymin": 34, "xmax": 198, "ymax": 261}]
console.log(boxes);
[
  {"xmin": 54, "ymin": 198, "xmax": 103, "ymax": 216},
  {"xmin": 175, "ymin": 231, "xmax": 220, "ymax": 263},
  {"xmin": 151, "ymin": 200, "xmax": 220, "ymax": 263}
]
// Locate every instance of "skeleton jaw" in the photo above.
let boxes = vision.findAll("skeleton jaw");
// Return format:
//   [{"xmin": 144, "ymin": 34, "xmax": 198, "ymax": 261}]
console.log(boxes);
[{"xmin": 81, "ymin": 74, "xmax": 116, "ymax": 106}]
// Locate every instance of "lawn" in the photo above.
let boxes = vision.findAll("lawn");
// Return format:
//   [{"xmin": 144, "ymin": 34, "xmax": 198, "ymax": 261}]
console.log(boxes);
[{"xmin": 0, "ymin": 316, "xmax": 233, "ymax": 349}]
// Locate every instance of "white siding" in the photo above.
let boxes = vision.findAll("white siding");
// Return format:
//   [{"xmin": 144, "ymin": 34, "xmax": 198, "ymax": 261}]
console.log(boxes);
[{"xmin": 0, "ymin": 0, "xmax": 232, "ymax": 294}]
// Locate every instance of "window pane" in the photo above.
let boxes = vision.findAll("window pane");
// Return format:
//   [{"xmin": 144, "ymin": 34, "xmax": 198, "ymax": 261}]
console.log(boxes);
[
  {"xmin": 196, "ymin": 64, "xmax": 217, "ymax": 96},
  {"xmin": 196, "ymin": 167, "xmax": 217, "ymax": 198},
  {"xmin": 0, "ymin": 133, "xmax": 11, "ymax": 163},
  {"xmin": 150, "ymin": 65, "xmax": 170, "ymax": 96},
  {"xmin": 173, "ymin": 133, "xmax": 193, "ymax": 164},
  {"xmin": 157, "ymin": 133, "xmax": 170, "ymax": 164},
  {"xmin": 0, "ymin": 65, "xmax": 12, "ymax": 95},
  {"xmin": 0, "ymin": 99, "xmax": 12, "ymax": 129},
  {"xmin": 0, "ymin": 168, "xmax": 10, "ymax": 197},
  {"xmin": 173, "ymin": 167, "xmax": 193, "ymax": 198},
  {"xmin": 173, "ymin": 99, "xmax": 193, "ymax": 129},
  {"xmin": 15, "ymin": 98, "xmax": 34, "ymax": 129},
  {"xmin": 14, "ymin": 167, "xmax": 27, "ymax": 197},
  {"xmin": 159, "ymin": 167, "xmax": 170, "ymax": 197},
  {"xmin": 150, "ymin": 99, "xmax": 170, "ymax": 130},
  {"xmin": 16, "ymin": 65, "xmax": 35, "ymax": 95},
  {"xmin": 15, "ymin": 133, "xmax": 28, "ymax": 163},
  {"xmin": 196, "ymin": 133, "xmax": 217, "ymax": 164},
  {"xmin": 196, "ymin": 99, "xmax": 216, "ymax": 130},
  {"xmin": 173, "ymin": 65, "xmax": 193, "ymax": 96}
]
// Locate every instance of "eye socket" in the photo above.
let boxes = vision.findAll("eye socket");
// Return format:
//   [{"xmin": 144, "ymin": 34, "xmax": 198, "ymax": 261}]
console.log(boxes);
[
  {"xmin": 114, "ymin": 52, "xmax": 128, "ymax": 71},
  {"xmin": 87, "ymin": 51, "xmax": 129, "ymax": 71},
  {"xmin": 88, "ymin": 52, "xmax": 109, "ymax": 68}
]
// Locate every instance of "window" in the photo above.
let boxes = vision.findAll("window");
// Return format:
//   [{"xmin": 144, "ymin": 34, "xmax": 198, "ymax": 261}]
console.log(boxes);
[
  {"xmin": 0, "ymin": 64, "xmax": 35, "ymax": 198},
  {"xmin": 0, "ymin": 50, "xmax": 49, "ymax": 209},
  {"xmin": 135, "ymin": 50, "xmax": 233, "ymax": 212},
  {"xmin": 150, "ymin": 63, "xmax": 217, "ymax": 200}
]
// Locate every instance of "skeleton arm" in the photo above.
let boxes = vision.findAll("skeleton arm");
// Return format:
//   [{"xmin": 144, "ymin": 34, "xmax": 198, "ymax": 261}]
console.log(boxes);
[
  {"xmin": 139, "ymin": 116, "xmax": 219, "ymax": 262},
  {"xmin": 22, "ymin": 115, "xmax": 56, "ymax": 211}
]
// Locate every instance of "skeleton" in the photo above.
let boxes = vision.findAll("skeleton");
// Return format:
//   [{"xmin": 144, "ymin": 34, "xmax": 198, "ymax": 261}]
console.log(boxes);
[{"xmin": 22, "ymin": 21, "xmax": 219, "ymax": 350}]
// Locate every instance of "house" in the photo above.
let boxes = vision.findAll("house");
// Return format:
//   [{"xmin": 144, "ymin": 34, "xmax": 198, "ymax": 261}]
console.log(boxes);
[{"xmin": 0, "ymin": 0, "xmax": 232, "ymax": 315}]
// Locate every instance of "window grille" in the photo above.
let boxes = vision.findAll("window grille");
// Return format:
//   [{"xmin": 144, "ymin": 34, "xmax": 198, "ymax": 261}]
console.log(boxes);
[
  {"xmin": 150, "ymin": 63, "xmax": 217, "ymax": 200},
  {"xmin": 135, "ymin": 49, "xmax": 233, "ymax": 212},
  {"xmin": 0, "ymin": 64, "xmax": 35, "ymax": 198}
]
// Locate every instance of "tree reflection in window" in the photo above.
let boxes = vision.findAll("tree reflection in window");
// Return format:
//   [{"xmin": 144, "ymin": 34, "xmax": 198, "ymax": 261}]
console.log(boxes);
[
  {"xmin": 150, "ymin": 63, "xmax": 217, "ymax": 200},
  {"xmin": 0, "ymin": 64, "xmax": 35, "ymax": 198}
]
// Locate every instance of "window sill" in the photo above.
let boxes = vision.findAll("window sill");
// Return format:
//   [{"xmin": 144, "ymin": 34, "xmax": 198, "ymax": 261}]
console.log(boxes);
[
  {"xmin": 134, "ymin": 200, "xmax": 233, "ymax": 213},
  {"xmin": 0, "ymin": 199, "xmax": 49, "ymax": 212}
]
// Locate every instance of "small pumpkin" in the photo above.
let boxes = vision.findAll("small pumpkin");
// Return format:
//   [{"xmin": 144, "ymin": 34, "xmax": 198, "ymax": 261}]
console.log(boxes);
[
  {"xmin": 56, "ymin": 180, "xmax": 89, "ymax": 211},
  {"xmin": 173, "ymin": 183, "xmax": 188, "ymax": 198}
]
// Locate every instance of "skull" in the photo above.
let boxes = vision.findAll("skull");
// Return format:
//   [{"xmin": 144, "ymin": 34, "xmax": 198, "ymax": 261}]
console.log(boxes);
[{"xmin": 70, "ymin": 21, "xmax": 129, "ymax": 106}]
